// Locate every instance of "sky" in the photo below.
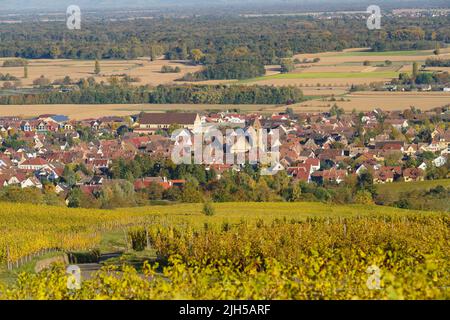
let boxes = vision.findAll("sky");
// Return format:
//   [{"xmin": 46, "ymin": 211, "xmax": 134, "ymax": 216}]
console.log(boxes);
[{"xmin": 0, "ymin": 0, "xmax": 448, "ymax": 12}]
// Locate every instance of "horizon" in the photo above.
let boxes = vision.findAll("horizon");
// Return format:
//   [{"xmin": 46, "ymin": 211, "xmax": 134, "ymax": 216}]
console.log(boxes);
[{"xmin": 1, "ymin": 0, "xmax": 450, "ymax": 13}]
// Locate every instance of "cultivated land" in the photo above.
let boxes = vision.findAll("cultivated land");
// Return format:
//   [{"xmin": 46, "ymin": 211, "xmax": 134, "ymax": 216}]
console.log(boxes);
[
  {"xmin": 0, "ymin": 57, "xmax": 202, "ymax": 87},
  {"xmin": 0, "ymin": 201, "xmax": 446, "ymax": 285},
  {"xmin": 282, "ymin": 91, "xmax": 450, "ymax": 113},
  {"xmin": 0, "ymin": 103, "xmax": 278, "ymax": 119},
  {"xmin": 1, "ymin": 48, "xmax": 450, "ymax": 116},
  {"xmin": 244, "ymin": 47, "xmax": 450, "ymax": 87},
  {"xmin": 1, "ymin": 89, "xmax": 448, "ymax": 119}
]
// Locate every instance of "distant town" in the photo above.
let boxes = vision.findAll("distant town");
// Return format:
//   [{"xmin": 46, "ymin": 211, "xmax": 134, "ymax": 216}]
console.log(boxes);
[{"xmin": 0, "ymin": 105, "xmax": 448, "ymax": 207}]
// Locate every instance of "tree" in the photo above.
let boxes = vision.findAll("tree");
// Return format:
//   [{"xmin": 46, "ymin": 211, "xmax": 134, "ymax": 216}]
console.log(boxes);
[
  {"xmin": 181, "ymin": 181, "xmax": 203, "ymax": 203},
  {"xmin": 23, "ymin": 65, "xmax": 28, "ymax": 79},
  {"xmin": 433, "ymin": 42, "xmax": 440, "ymax": 56},
  {"xmin": 285, "ymin": 107, "xmax": 295, "ymax": 119},
  {"xmin": 280, "ymin": 59, "xmax": 295, "ymax": 73},
  {"xmin": 329, "ymin": 104, "xmax": 344, "ymax": 119},
  {"xmin": 190, "ymin": 49, "xmax": 204, "ymax": 64},
  {"xmin": 32, "ymin": 75, "xmax": 51, "ymax": 87},
  {"xmin": 354, "ymin": 190, "xmax": 374, "ymax": 205},
  {"xmin": 94, "ymin": 60, "xmax": 101, "ymax": 75},
  {"xmin": 412, "ymin": 62, "xmax": 419, "ymax": 79},
  {"xmin": 147, "ymin": 183, "xmax": 164, "ymax": 201},
  {"xmin": 290, "ymin": 183, "xmax": 302, "ymax": 202},
  {"xmin": 67, "ymin": 188, "xmax": 83, "ymax": 208},
  {"xmin": 50, "ymin": 46, "xmax": 60, "ymax": 59}
]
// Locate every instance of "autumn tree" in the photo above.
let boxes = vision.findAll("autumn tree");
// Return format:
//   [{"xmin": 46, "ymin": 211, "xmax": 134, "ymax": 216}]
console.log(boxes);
[
  {"xmin": 433, "ymin": 42, "xmax": 440, "ymax": 56},
  {"xmin": 190, "ymin": 49, "xmax": 204, "ymax": 65}
]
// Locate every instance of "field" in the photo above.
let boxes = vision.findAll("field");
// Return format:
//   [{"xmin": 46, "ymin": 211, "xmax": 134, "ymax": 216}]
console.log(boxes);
[
  {"xmin": 281, "ymin": 91, "xmax": 450, "ymax": 113},
  {"xmin": 244, "ymin": 48, "xmax": 450, "ymax": 88},
  {"xmin": 0, "ymin": 201, "xmax": 449, "ymax": 299},
  {"xmin": 377, "ymin": 179, "xmax": 450, "ymax": 199},
  {"xmin": 0, "ymin": 103, "xmax": 278, "ymax": 119},
  {"xmin": 1, "ymin": 47, "xmax": 450, "ymax": 117},
  {"xmin": 0, "ymin": 57, "xmax": 202, "ymax": 87}
]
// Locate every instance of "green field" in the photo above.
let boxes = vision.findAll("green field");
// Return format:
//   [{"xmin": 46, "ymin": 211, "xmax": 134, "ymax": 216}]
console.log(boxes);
[
  {"xmin": 246, "ymin": 71, "xmax": 400, "ymax": 82},
  {"xmin": 377, "ymin": 179, "xmax": 450, "ymax": 198}
]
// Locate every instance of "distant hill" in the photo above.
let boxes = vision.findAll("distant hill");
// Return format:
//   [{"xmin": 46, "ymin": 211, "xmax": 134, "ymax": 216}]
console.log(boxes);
[{"xmin": 2, "ymin": 0, "xmax": 449, "ymax": 12}]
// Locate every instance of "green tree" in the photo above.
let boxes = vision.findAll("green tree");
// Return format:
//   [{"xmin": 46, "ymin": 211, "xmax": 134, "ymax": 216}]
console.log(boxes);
[
  {"xmin": 147, "ymin": 183, "xmax": 164, "ymax": 201},
  {"xmin": 94, "ymin": 60, "xmax": 101, "ymax": 75},
  {"xmin": 290, "ymin": 183, "xmax": 302, "ymax": 202},
  {"xmin": 412, "ymin": 61, "xmax": 419, "ymax": 80}
]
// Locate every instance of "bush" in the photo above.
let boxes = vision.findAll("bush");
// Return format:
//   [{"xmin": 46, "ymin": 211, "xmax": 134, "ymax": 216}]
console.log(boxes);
[
  {"xmin": 128, "ymin": 228, "xmax": 147, "ymax": 251},
  {"xmin": 354, "ymin": 190, "xmax": 374, "ymax": 205},
  {"xmin": 202, "ymin": 201, "xmax": 215, "ymax": 216},
  {"xmin": 3, "ymin": 59, "xmax": 28, "ymax": 67}
]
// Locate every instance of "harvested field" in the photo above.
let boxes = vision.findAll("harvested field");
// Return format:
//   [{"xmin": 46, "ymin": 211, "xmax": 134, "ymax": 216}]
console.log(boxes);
[
  {"xmin": 0, "ymin": 103, "xmax": 278, "ymax": 119},
  {"xmin": 0, "ymin": 57, "xmax": 202, "ymax": 87},
  {"xmin": 245, "ymin": 48, "xmax": 450, "ymax": 88},
  {"xmin": 281, "ymin": 91, "xmax": 450, "ymax": 113}
]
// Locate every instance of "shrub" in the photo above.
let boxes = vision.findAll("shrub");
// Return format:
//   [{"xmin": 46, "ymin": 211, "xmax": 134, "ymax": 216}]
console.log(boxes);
[
  {"xmin": 202, "ymin": 201, "xmax": 215, "ymax": 216},
  {"xmin": 128, "ymin": 228, "xmax": 147, "ymax": 251}
]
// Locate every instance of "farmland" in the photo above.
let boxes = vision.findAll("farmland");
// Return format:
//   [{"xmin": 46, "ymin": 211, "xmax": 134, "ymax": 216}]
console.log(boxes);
[
  {"xmin": 0, "ymin": 201, "xmax": 448, "ymax": 299},
  {"xmin": 0, "ymin": 57, "xmax": 201, "ymax": 87},
  {"xmin": 245, "ymin": 47, "xmax": 450, "ymax": 87},
  {"xmin": 282, "ymin": 91, "xmax": 450, "ymax": 113},
  {"xmin": 0, "ymin": 103, "xmax": 278, "ymax": 119},
  {"xmin": 1, "ymin": 47, "xmax": 450, "ymax": 115},
  {"xmin": 0, "ymin": 89, "xmax": 448, "ymax": 118}
]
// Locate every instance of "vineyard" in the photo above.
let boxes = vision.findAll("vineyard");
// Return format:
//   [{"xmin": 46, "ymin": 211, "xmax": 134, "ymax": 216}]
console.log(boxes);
[{"xmin": 0, "ymin": 201, "xmax": 449, "ymax": 299}]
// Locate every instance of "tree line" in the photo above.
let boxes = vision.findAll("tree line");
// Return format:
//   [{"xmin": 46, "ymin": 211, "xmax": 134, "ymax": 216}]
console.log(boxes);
[{"xmin": 0, "ymin": 82, "xmax": 303, "ymax": 105}]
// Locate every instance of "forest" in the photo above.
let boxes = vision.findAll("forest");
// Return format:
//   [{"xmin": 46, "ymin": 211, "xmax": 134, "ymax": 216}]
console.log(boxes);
[{"xmin": 0, "ymin": 15, "xmax": 449, "ymax": 80}]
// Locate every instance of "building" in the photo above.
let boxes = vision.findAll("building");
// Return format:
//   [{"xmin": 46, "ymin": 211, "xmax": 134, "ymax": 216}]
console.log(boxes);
[
  {"xmin": 135, "ymin": 113, "xmax": 201, "ymax": 134},
  {"xmin": 18, "ymin": 158, "xmax": 49, "ymax": 170}
]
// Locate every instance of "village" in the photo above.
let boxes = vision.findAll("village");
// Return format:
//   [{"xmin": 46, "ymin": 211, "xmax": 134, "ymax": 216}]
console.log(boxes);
[{"xmin": 0, "ymin": 105, "xmax": 448, "ymax": 205}]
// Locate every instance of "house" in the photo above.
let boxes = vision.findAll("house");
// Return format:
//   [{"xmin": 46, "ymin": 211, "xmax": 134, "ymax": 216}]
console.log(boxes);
[
  {"xmin": 311, "ymin": 168, "xmax": 347, "ymax": 184},
  {"xmin": 261, "ymin": 162, "xmax": 285, "ymax": 176},
  {"xmin": 385, "ymin": 119, "xmax": 409, "ymax": 130},
  {"xmin": 133, "ymin": 177, "xmax": 185, "ymax": 191},
  {"xmin": 20, "ymin": 176, "xmax": 43, "ymax": 189},
  {"xmin": 418, "ymin": 162, "xmax": 428, "ymax": 170},
  {"xmin": 287, "ymin": 165, "xmax": 311, "ymax": 182},
  {"xmin": 432, "ymin": 155, "xmax": 447, "ymax": 168},
  {"xmin": 18, "ymin": 158, "xmax": 49, "ymax": 170},
  {"xmin": 373, "ymin": 170, "xmax": 394, "ymax": 184},
  {"xmin": 135, "ymin": 113, "xmax": 201, "ymax": 134},
  {"xmin": 403, "ymin": 168, "xmax": 425, "ymax": 182},
  {"xmin": 304, "ymin": 158, "xmax": 320, "ymax": 172}
]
